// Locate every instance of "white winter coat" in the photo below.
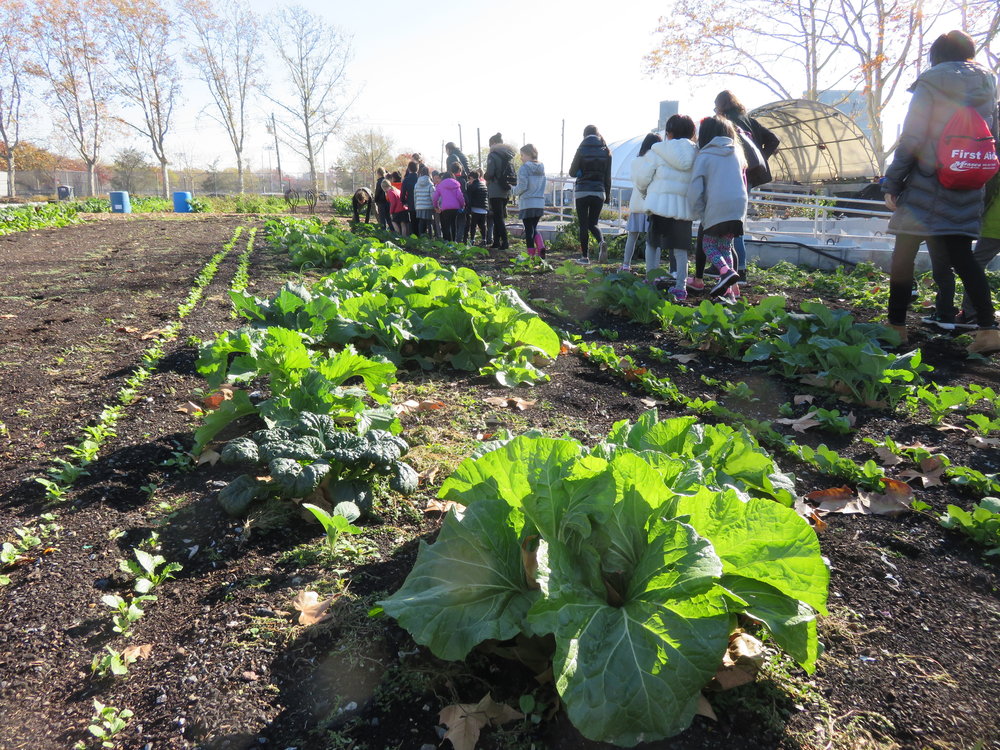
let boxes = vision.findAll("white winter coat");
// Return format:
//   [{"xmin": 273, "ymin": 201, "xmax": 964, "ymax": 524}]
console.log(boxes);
[
  {"xmin": 627, "ymin": 152, "xmax": 653, "ymax": 214},
  {"xmin": 634, "ymin": 138, "xmax": 697, "ymax": 221}
]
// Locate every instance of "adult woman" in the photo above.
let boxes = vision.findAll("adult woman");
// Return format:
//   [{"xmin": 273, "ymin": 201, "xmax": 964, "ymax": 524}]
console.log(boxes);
[
  {"xmin": 622, "ymin": 133, "xmax": 661, "ymax": 272},
  {"xmin": 485, "ymin": 132, "xmax": 516, "ymax": 249},
  {"xmin": 512, "ymin": 144, "xmax": 547, "ymax": 257},
  {"xmin": 569, "ymin": 125, "xmax": 612, "ymax": 264},
  {"xmin": 714, "ymin": 90, "xmax": 780, "ymax": 281},
  {"xmin": 882, "ymin": 30, "xmax": 1000, "ymax": 353},
  {"xmin": 635, "ymin": 116, "xmax": 698, "ymax": 299}
]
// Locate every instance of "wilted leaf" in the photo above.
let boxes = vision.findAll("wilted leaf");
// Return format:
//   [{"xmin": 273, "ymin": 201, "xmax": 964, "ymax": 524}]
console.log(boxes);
[
  {"xmin": 292, "ymin": 590, "xmax": 335, "ymax": 626},
  {"xmin": 424, "ymin": 499, "xmax": 465, "ymax": 516},
  {"xmin": 967, "ymin": 435, "xmax": 1000, "ymax": 448},
  {"xmin": 934, "ymin": 423, "xmax": 967, "ymax": 433},
  {"xmin": 695, "ymin": 695, "xmax": 717, "ymax": 721},
  {"xmin": 713, "ymin": 632, "xmax": 763, "ymax": 690},
  {"xmin": 669, "ymin": 353, "xmax": 698, "ymax": 363},
  {"xmin": 793, "ymin": 498, "xmax": 828, "ymax": 531},
  {"xmin": 874, "ymin": 446, "xmax": 903, "ymax": 466},
  {"xmin": 141, "ymin": 328, "xmax": 168, "ymax": 340},
  {"xmin": 857, "ymin": 479, "xmax": 913, "ymax": 516},
  {"xmin": 121, "ymin": 644, "xmax": 153, "ymax": 661},
  {"xmin": 202, "ymin": 388, "xmax": 234, "ymax": 410},
  {"xmin": 396, "ymin": 398, "xmax": 446, "ymax": 414},
  {"xmin": 640, "ymin": 398, "xmax": 659, "ymax": 408},
  {"xmin": 774, "ymin": 411, "xmax": 821, "ymax": 433},
  {"xmin": 898, "ymin": 457, "xmax": 946, "ymax": 488},
  {"xmin": 116, "ymin": 326, "xmax": 139, "ymax": 334},
  {"xmin": 196, "ymin": 449, "xmax": 220, "ymax": 467},
  {"xmin": 793, "ymin": 394, "xmax": 815, "ymax": 405},
  {"xmin": 439, "ymin": 694, "xmax": 524, "ymax": 750},
  {"xmin": 521, "ymin": 536, "xmax": 540, "ymax": 590},
  {"xmin": 484, "ymin": 396, "xmax": 536, "ymax": 411},
  {"xmin": 804, "ymin": 486, "xmax": 858, "ymax": 514},
  {"xmin": 560, "ymin": 341, "xmax": 578, "ymax": 355},
  {"xmin": 175, "ymin": 401, "xmax": 203, "ymax": 415}
]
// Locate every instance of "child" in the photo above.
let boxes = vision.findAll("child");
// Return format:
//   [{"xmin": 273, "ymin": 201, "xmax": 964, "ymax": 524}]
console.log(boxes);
[
  {"xmin": 686, "ymin": 116, "xmax": 748, "ymax": 302},
  {"xmin": 623, "ymin": 133, "xmax": 661, "ymax": 272},
  {"xmin": 433, "ymin": 167, "xmax": 466, "ymax": 241},
  {"xmin": 413, "ymin": 165, "xmax": 436, "ymax": 237},
  {"xmin": 512, "ymin": 144, "xmax": 547, "ymax": 257},
  {"xmin": 466, "ymin": 170, "xmax": 489, "ymax": 245},
  {"xmin": 382, "ymin": 179, "xmax": 409, "ymax": 236}
]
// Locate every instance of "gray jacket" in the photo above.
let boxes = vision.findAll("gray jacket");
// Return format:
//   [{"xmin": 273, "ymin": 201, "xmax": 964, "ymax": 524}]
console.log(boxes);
[
  {"xmin": 883, "ymin": 61, "xmax": 998, "ymax": 238},
  {"xmin": 485, "ymin": 143, "xmax": 517, "ymax": 199},
  {"xmin": 686, "ymin": 137, "xmax": 748, "ymax": 230},
  {"xmin": 512, "ymin": 161, "xmax": 546, "ymax": 210}
]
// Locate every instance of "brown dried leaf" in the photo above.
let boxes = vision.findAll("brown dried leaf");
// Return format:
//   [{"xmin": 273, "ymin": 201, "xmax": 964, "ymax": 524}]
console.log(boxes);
[
  {"xmin": 292, "ymin": 590, "xmax": 334, "ymax": 626},
  {"xmin": 140, "ymin": 328, "xmax": 168, "ymax": 340},
  {"xmin": 898, "ymin": 457, "xmax": 946, "ymax": 488},
  {"xmin": 793, "ymin": 394, "xmax": 815, "ymax": 405},
  {"xmin": 793, "ymin": 499, "xmax": 829, "ymax": 531},
  {"xmin": 439, "ymin": 694, "xmax": 524, "ymax": 750},
  {"xmin": 121, "ymin": 644, "xmax": 153, "ymax": 661},
  {"xmin": 175, "ymin": 401, "xmax": 204, "ymax": 415},
  {"xmin": 874, "ymin": 446, "xmax": 903, "ymax": 466},
  {"xmin": 967, "ymin": 435, "xmax": 1000, "ymax": 448},
  {"xmin": 202, "ymin": 387, "xmax": 234, "ymax": 410},
  {"xmin": 424, "ymin": 499, "xmax": 465, "ymax": 516},
  {"xmin": 0, "ymin": 314, "xmax": 16, "ymax": 319},
  {"xmin": 116, "ymin": 325, "xmax": 139, "ymax": 334},
  {"xmin": 521, "ymin": 536, "xmax": 540, "ymax": 590},
  {"xmin": 484, "ymin": 396, "xmax": 536, "ymax": 411},
  {"xmin": 934, "ymin": 422, "xmax": 967, "ymax": 433},
  {"xmin": 196, "ymin": 449, "xmax": 221, "ymax": 467},
  {"xmin": 669, "ymin": 353, "xmax": 698, "ymax": 363},
  {"xmin": 396, "ymin": 398, "xmax": 446, "ymax": 414},
  {"xmin": 857, "ymin": 479, "xmax": 913, "ymax": 516},
  {"xmin": 695, "ymin": 695, "xmax": 718, "ymax": 721},
  {"xmin": 774, "ymin": 410, "xmax": 821, "ymax": 433},
  {"xmin": 640, "ymin": 398, "xmax": 659, "ymax": 408}
]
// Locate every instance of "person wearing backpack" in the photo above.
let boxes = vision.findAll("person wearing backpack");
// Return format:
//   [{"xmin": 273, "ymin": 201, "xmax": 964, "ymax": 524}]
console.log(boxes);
[
  {"xmin": 512, "ymin": 144, "xmax": 547, "ymax": 258},
  {"xmin": 882, "ymin": 30, "xmax": 1000, "ymax": 353},
  {"xmin": 714, "ymin": 91, "xmax": 780, "ymax": 283},
  {"xmin": 569, "ymin": 125, "xmax": 613, "ymax": 264},
  {"xmin": 485, "ymin": 132, "xmax": 517, "ymax": 250}
]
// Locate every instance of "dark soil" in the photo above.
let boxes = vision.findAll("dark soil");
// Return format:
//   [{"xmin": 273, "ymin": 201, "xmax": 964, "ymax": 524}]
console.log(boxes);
[{"xmin": 0, "ymin": 223, "xmax": 997, "ymax": 750}]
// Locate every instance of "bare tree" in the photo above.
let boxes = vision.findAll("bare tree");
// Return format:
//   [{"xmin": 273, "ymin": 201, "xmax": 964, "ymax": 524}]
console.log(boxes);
[
  {"xmin": 340, "ymin": 128, "xmax": 395, "ymax": 189},
  {"xmin": 102, "ymin": 0, "xmax": 181, "ymax": 199},
  {"xmin": 29, "ymin": 0, "xmax": 111, "ymax": 196},
  {"xmin": 111, "ymin": 147, "xmax": 151, "ymax": 194},
  {"xmin": 266, "ymin": 5, "xmax": 355, "ymax": 195},
  {"xmin": 180, "ymin": 0, "xmax": 263, "ymax": 193},
  {"xmin": 0, "ymin": 0, "xmax": 29, "ymax": 197},
  {"xmin": 951, "ymin": 0, "xmax": 1000, "ymax": 74}
]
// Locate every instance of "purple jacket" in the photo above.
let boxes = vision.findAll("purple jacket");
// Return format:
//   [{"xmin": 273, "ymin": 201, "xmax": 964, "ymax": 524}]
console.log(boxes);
[{"xmin": 433, "ymin": 178, "xmax": 466, "ymax": 211}]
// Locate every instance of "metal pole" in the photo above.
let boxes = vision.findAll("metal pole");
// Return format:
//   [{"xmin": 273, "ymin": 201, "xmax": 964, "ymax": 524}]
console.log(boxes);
[
  {"xmin": 440, "ymin": 141, "xmax": 445, "ymax": 170},
  {"xmin": 458, "ymin": 124, "xmax": 463, "ymax": 151},
  {"xmin": 476, "ymin": 128, "xmax": 482, "ymax": 171},
  {"xmin": 560, "ymin": 119, "xmax": 565, "ymax": 177},
  {"xmin": 271, "ymin": 113, "xmax": 284, "ymax": 192}
]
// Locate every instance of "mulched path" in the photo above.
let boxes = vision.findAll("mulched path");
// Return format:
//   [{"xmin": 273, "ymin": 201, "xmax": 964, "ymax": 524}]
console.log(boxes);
[{"xmin": 0, "ymin": 223, "xmax": 997, "ymax": 750}]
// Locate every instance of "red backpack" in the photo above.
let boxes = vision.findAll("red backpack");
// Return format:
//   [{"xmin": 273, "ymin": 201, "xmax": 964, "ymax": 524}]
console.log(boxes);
[{"xmin": 936, "ymin": 105, "xmax": 999, "ymax": 190}]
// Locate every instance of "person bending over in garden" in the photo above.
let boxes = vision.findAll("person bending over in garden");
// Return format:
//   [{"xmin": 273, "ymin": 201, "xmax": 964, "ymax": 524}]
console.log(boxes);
[
  {"xmin": 686, "ymin": 115, "xmax": 748, "ymax": 303},
  {"xmin": 512, "ymin": 144, "xmax": 548, "ymax": 258},
  {"xmin": 485, "ymin": 132, "xmax": 516, "ymax": 250},
  {"xmin": 466, "ymin": 170, "xmax": 489, "ymax": 246},
  {"xmin": 433, "ymin": 166, "xmax": 466, "ymax": 241},
  {"xmin": 382, "ymin": 179, "xmax": 410, "ymax": 236},
  {"xmin": 882, "ymin": 30, "xmax": 1000, "ymax": 353},
  {"xmin": 413, "ymin": 164, "xmax": 437, "ymax": 238},
  {"xmin": 636, "ymin": 115, "xmax": 698, "ymax": 298},
  {"xmin": 622, "ymin": 132, "xmax": 661, "ymax": 273},
  {"xmin": 569, "ymin": 124, "xmax": 613, "ymax": 264},
  {"xmin": 351, "ymin": 187, "xmax": 374, "ymax": 224}
]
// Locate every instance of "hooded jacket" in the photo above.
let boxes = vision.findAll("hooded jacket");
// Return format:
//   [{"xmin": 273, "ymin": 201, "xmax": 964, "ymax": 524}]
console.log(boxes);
[
  {"xmin": 446, "ymin": 148, "xmax": 470, "ymax": 175},
  {"xmin": 634, "ymin": 138, "xmax": 698, "ymax": 221},
  {"xmin": 485, "ymin": 143, "xmax": 517, "ymax": 199},
  {"xmin": 883, "ymin": 61, "xmax": 998, "ymax": 238},
  {"xmin": 686, "ymin": 137, "xmax": 748, "ymax": 230},
  {"xmin": 569, "ymin": 134, "xmax": 612, "ymax": 199},
  {"xmin": 512, "ymin": 161, "xmax": 547, "ymax": 211},
  {"xmin": 413, "ymin": 174, "xmax": 435, "ymax": 212},
  {"xmin": 466, "ymin": 177, "xmax": 489, "ymax": 211},
  {"xmin": 433, "ymin": 177, "xmax": 466, "ymax": 211}
]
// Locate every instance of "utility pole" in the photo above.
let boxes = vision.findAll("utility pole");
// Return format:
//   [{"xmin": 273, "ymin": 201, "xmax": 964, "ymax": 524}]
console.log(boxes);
[
  {"xmin": 458, "ymin": 123, "xmax": 463, "ymax": 151},
  {"xmin": 560, "ymin": 119, "xmax": 565, "ymax": 177},
  {"xmin": 476, "ymin": 128, "xmax": 482, "ymax": 171},
  {"xmin": 269, "ymin": 113, "xmax": 284, "ymax": 193},
  {"xmin": 440, "ymin": 140, "xmax": 445, "ymax": 170}
]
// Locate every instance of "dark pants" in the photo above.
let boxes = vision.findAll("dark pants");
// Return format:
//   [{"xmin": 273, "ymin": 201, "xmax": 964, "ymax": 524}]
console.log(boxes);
[
  {"xmin": 375, "ymin": 200, "xmax": 390, "ymax": 230},
  {"xmin": 576, "ymin": 195, "xmax": 604, "ymax": 256},
  {"xmin": 523, "ymin": 215, "xmax": 541, "ymax": 250},
  {"xmin": 417, "ymin": 217, "xmax": 436, "ymax": 237},
  {"xmin": 468, "ymin": 213, "xmax": 488, "ymax": 244},
  {"xmin": 352, "ymin": 198, "xmax": 372, "ymax": 224},
  {"xmin": 489, "ymin": 198, "xmax": 508, "ymax": 247},
  {"xmin": 457, "ymin": 212, "xmax": 468, "ymax": 243},
  {"xmin": 888, "ymin": 233, "xmax": 996, "ymax": 326},
  {"xmin": 440, "ymin": 209, "xmax": 459, "ymax": 241}
]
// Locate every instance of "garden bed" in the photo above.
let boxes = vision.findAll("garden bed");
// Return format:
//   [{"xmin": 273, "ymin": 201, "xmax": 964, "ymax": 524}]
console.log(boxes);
[{"xmin": 0, "ymin": 217, "xmax": 997, "ymax": 750}]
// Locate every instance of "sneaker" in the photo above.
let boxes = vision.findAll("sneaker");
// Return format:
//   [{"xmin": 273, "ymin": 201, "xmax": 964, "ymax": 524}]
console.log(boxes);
[
  {"xmin": 667, "ymin": 289, "xmax": 688, "ymax": 303},
  {"xmin": 736, "ymin": 269, "xmax": 748, "ymax": 286},
  {"xmin": 597, "ymin": 240, "xmax": 608, "ymax": 263},
  {"xmin": 574, "ymin": 256, "xmax": 590, "ymax": 265},
  {"xmin": 620, "ymin": 264, "xmax": 631, "ymax": 272},
  {"xmin": 686, "ymin": 277, "xmax": 706, "ymax": 292},
  {"xmin": 954, "ymin": 311, "xmax": 978, "ymax": 329},
  {"xmin": 711, "ymin": 295, "xmax": 735, "ymax": 306},
  {"xmin": 920, "ymin": 313, "xmax": 956, "ymax": 331},
  {"xmin": 709, "ymin": 269, "xmax": 741, "ymax": 296}
]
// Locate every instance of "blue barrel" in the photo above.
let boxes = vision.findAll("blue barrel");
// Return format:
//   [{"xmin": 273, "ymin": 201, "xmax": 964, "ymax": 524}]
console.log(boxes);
[
  {"xmin": 110, "ymin": 191, "xmax": 131, "ymax": 213},
  {"xmin": 173, "ymin": 191, "xmax": 193, "ymax": 213}
]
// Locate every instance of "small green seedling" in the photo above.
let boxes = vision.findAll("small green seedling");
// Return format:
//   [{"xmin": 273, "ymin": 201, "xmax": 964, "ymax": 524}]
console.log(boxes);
[
  {"xmin": 101, "ymin": 594, "xmax": 156, "ymax": 637},
  {"xmin": 302, "ymin": 502, "xmax": 363, "ymax": 557},
  {"xmin": 119, "ymin": 549, "xmax": 182, "ymax": 594},
  {"xmin": 91, "ymin": 646, "xmax": 138, "ymax": 677},
  {"xmin": 75, "ymin": 699, "xmax": 134, "ymax": 749}
]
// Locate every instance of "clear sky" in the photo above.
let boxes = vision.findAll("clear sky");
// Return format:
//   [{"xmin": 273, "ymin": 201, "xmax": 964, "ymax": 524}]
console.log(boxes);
[{"xmin": 157, "ymin": 0, "xmax": 782, "ymax": 178}]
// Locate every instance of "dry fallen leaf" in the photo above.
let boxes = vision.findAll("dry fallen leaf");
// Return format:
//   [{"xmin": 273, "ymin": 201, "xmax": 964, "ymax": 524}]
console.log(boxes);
[
  {"xmin": 424, "ymin": 499, "xmax": 465, "ymax": 516},
  {"xmin": 640, "ymin": 398, "xmax": 659, "ymax": 408},
  {"xmin": 292, "ymin": 590, "xmax": 336, "ymax": 626},
  {"xmin": 559, "ymin": 341, "xmax": 578, "ymax": 355},
  {"xmin": 140, "ymin": 328, "xmax": 168, "ymax": 340},
  {"xmin": 202, "ymin": 387, "xmax": 234, "ymax": 410},
  {"xmin": 175, "ymin": 401, "xmax": 204, "ymax": 415},
  {"xmin": 713, "ymin": 632, "xmax": 764, "ymax": 690},
  {"xmin": 196, "ymin": 449, "xmax": 221, "ymax": 467},
  {"xmin": 967, "ymin": 435, "xmax": 1000, "ymax": 448},
  {"xmin": 116, "ymin": 326, "xmax": 139, "ymax": 334},
  {"xmin": 484, "ymin": 396, "xmax": 536, "ymax": 411},
  {"xmin": 122, "ymin": 644, "xmax": 153, "ymax": 661},
  {"xmin": 793, "ymin": 394, "xmax": 815, "ymax": 405},
  {"xmin": 898, "ymin": 457, "xmax": 946, "ymax": 488},
  {"xmin": 439, "ymin": 694, "xmax": 524, "ymax": 750},
  {"xmin": 0, "ymin": 314, "xmax": 16, "ymax": 319},
  {"xmin": 934, "ymin": 422, "xmax": 967, "ymax": 433},
  {"xmin": 804, "ymin": 486, "xmax": 857, "ymax": 514},
  {"xmin": 793, "ymin": 498, "xmax": 829, "ymax": 531},
  {"xmin": 695, "ymin": 695, "xmax": 718, "ymax": 721},
  {"xmin": 669, "ymin": 353, "xmax": 698, "ymax": 364},
  {"xmin": 874, "ymin": 446, "xmax": 904, "ymax": 466},
  {"xmin": 774, "ymin": 410, "xmax": 822, "ymax": 433},
  {"xmin": 396, "ymin": 398, "xmax": 446, "ymax": 414}
]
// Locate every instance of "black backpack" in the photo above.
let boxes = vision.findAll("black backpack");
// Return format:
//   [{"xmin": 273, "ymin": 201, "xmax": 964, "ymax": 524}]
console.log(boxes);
[{"xmin": 498, "ymin": 156, "xmax": 517, "ymax": 189}]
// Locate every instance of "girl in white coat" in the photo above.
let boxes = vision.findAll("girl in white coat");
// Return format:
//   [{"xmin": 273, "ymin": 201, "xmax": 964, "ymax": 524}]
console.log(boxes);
[
  {"xmin": 622, "ymin": 133, "xmax": 661, "ymax": 272},
  {"xmin": 634, "ymin": 114, "xmax": 698, "ymax": 300}
]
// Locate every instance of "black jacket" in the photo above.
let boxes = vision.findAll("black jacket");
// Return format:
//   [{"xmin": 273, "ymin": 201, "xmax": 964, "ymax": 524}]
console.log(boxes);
[
  {"xmin": 569, "ymin": 134, "xmax": 612, "ymax": 199},
  {"xmin": 400, "ymin": 172, "xmax": 419, "ymax": 208},
  {"xmin": 466, "ymin": 178, "xmax": 489, "ymax": 211},
  {"xmin": 723, "ymin": 109, "xmax": 780, "ymax": 160},
  {"xmin": 446, "ymin": 149, "xmax": 470, "ymax": 175}
]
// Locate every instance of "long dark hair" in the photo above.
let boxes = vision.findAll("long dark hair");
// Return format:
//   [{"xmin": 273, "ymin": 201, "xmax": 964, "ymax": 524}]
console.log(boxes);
[
  {"xmin": 697, "ymin": 116, "xmax": 737, "ymax": 149},
  {"xmin": 714, "ymin": 90, "xmax": 746, "ymax": 116},
  {"xmin": 638, "ymin": 132, "xmax": 662, "ymax": 156}
]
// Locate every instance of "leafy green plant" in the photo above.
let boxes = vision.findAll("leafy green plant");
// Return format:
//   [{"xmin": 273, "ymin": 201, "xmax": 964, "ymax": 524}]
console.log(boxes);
[
  {"xmin": 119, "ymin": 549, "xmax": 182, "ymax": 594},
  {"xmin": 381, "ymin": 413, "xmax": 827, "ymax": 745},
  {"xmin": 966, "ymin": 413, "xmax": 1000, "ymax": 436},
  {"xmin": 301, "ymin": 502, "xmax": 363, "ymax": 557},
  {"xmin": 1, "ymin": 515, "xmax": 60, "ymax": 565},
  {"xmin": 75, "ymin": 699, "xmax": 134, "ymax": 749},
  {"xmin": 101, "ymin": 594, "xmax": 156, "ymax": 637},
  {"xmin": 907, "ymin": 384, "xmax": 970, "ymax": 425},
  {"xmin": 811, "ymin": 407, "xmax": 855, "ymax": 435},
  {"xmin": 939, "ymin": 497, "xmax": 1000, "ymax": 554},
  {"xmin": 91, "ymin": 646, "xmax": 138, "ymax": 677}
]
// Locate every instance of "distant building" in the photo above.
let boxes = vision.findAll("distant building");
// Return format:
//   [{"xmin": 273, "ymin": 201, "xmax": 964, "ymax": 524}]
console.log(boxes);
[
  {"xmin": 816, "ymin": 90, "xmax": 874, "ymax": 142},
  {"xmin": 657, "ymin": 100, "xmax": 679, "ymax": 134}
]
